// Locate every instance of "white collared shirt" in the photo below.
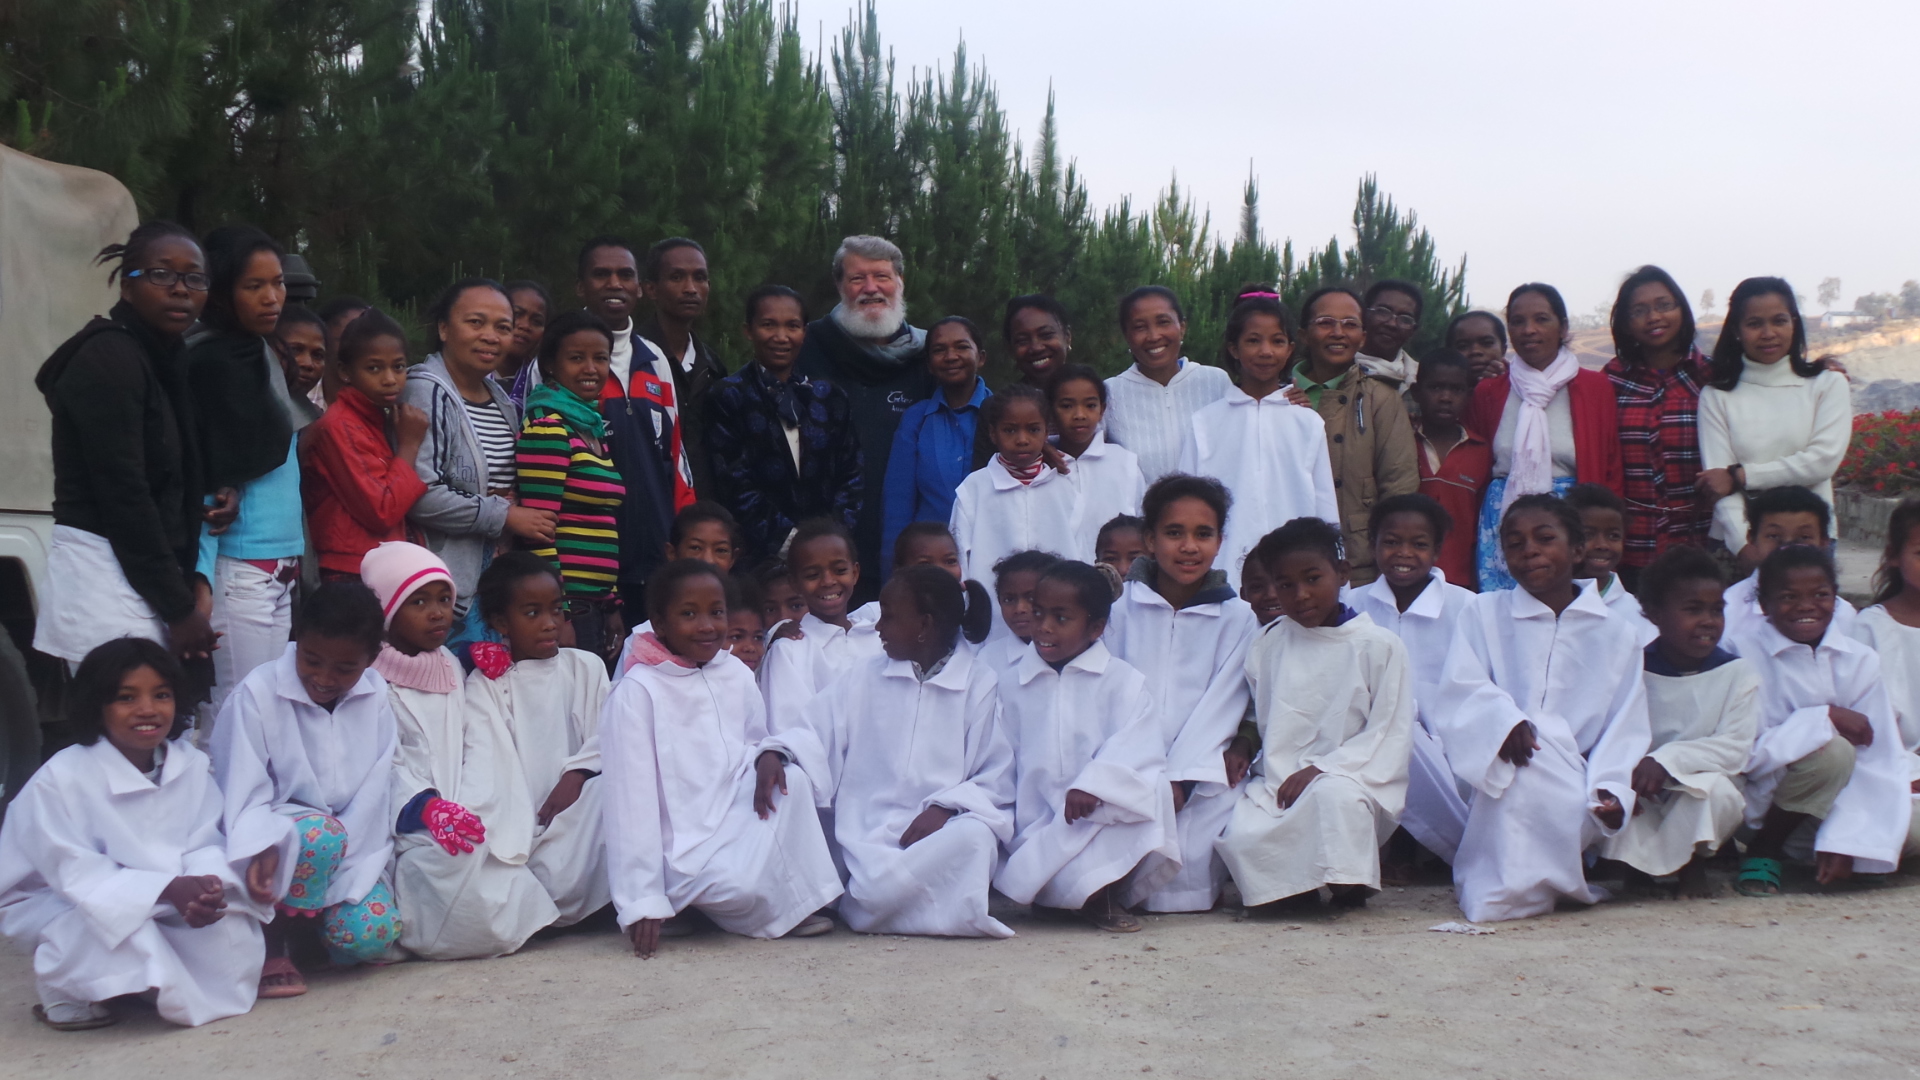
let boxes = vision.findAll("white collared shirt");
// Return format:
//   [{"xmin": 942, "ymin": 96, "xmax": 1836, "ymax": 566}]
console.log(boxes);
[
  {"xmin": 1178, "ymin": 385, "xmax": 1338, "ymax": 587},
  {"xmin": 1102, "ymin": 360, "xmax": 1233, "ymax": 483}
]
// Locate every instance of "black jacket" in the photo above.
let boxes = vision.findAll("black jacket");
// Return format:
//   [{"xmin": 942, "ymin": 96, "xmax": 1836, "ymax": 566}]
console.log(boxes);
[{"xmin": 36, "ymin": 302, "xmax": 205, "ymax": 622}]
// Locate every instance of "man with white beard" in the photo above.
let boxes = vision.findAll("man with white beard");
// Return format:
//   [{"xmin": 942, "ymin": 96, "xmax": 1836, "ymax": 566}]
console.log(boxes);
[{"xmin": 795, "ymin": 235, "xmax": 933, "ymax": 592}]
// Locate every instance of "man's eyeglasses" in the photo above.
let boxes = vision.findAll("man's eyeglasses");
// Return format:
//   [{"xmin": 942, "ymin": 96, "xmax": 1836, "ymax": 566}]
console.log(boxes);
[
  {"xmin": 126, "ymin": 268, "xmax": 211, "ymax": 292},
  {"xmin": 1365, "ymin": 305, "xmax": 1418, "ymax": 330}
]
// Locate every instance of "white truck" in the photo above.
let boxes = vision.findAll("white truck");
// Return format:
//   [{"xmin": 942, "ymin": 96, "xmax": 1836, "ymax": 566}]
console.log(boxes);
[{"xmin": 0, "ymin": 145, "xmax": 141, "ymax": 807}]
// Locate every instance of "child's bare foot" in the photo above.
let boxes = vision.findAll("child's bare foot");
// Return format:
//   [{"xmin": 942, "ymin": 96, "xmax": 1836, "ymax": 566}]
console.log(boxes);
[
  {"xmin": 1328, "ymin": 885, "xmax": 1375, "ymax": 910},
  {"xmin": 1677, "ymin": 857, "xmax": 1715, "ymax": 899},
  {"xmin": 1078, "ymin": 884, "xmax": 1141, "ymax": 933},
  {"xmin": 258, "ymin": 956, "xmax": 307, "ymax": 999}
]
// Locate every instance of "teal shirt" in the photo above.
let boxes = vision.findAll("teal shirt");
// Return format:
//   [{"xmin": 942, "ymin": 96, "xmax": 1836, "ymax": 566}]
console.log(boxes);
[{"xmin": 197, "ymin": 434, "xmax": 304, "ymax": 576}]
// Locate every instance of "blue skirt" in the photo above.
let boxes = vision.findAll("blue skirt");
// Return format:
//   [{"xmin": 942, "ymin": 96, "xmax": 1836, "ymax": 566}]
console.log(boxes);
[{"xmin": 1476, "ymin": 475, "xmax": 1578, "ymax": 591}]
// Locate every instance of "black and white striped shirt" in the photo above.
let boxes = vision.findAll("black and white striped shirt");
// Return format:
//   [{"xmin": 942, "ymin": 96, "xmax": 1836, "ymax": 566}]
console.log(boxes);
[{"xmin": 463, "ymin": 398, "xmax": 518, "ymax": 494}]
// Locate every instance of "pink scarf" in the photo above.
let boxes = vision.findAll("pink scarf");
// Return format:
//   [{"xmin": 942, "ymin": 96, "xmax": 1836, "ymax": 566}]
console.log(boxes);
[
  {"xmin": 999, "ymin": 454, "xmax": 1045, "ymax": 485},
  {"xmin": 1499, "ymin": 346, "xmax": 1580, "ymax": 513},
  {"xmin": 372, "ymin": 643, "xmax": 459, "ymax": 694},
  {"xmin": 628, "ymin": 631, "xmax": 696, "ymax": 669}
]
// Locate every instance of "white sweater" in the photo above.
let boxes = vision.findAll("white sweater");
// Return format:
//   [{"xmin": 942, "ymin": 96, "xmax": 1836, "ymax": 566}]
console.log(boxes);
[
  {"xmin": 1103, "ymin": 361, "xmax": 1233, "ymax": 483},
  {"xmin": 1698, "ymin": 358, "xmax": 1851, "ymax": 547}
]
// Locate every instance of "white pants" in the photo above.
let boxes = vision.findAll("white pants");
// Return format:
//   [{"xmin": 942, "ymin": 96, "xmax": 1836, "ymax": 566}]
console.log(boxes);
[{"xmin": 200, "ymin": 555, "xmax": 296, "ymax": 742}]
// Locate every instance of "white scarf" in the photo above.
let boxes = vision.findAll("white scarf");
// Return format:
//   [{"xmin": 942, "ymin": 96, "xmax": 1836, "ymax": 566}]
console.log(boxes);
[{"xmin": 1499, "ymin": 346, "xmax": 1579, "ymax": 512}]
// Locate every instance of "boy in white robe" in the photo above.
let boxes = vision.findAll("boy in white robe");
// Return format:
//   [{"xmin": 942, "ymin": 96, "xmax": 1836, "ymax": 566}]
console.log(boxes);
[
  {"xmin": 1722, "ymin": 487, "xmax": 1858, "ymax": 642},
  {"xmin": 760, "ymin": 519, "xmax": 883, "ymax": 733},
  {"xmin": 1599, "ymin": 547, "xmax": 1758, "ymax": 896},
  {"xmin": 1354, "ymin": 494, "xmax": 1478, "ymax": 867},
  {"xmin": 1848, "ymin": 500, "xmax": 1920, "ymax": 860},
  {"xmin": 603, "ymin": 559, "xmax": 842, "ymax": 958},
  {"xmin": 0, "ymin": 639, "xmax": 291, "ymax": 1029},
  {"xmin": 1432, "ymin": 495, "xmax": 1650, "ymax": 923},
  {"xmin": 1565, "ymin": 484, "xmax": 1657, "ymax": 646},
  {"xmin": 213, "ymin": 581, "xmax": 486, "ymax": 994},
  {"xmin": 1045, "ymin": 366, "xmax": 1146, "ymax": 562},
  {"xmin": 994, "ymin": 561, "xmax": 1178, "ymax": 932},
  {"xmin": 363, "ymin": 543, "xmax": 559, "ymax": 960},
  {"xmin": 1218, "ymin": 519, "xmax": 1414, "ymax": 909},
  {"xmin": 806, "ymin": 567, "xmax": 1014, "ymax": 937},
  {"xmin": 1727, "ymin": 545, "xmax": 1910, "ymax": 895},
  {"xmin": 1102, "ymin": 475, "xmax": 1257, "ymax": 913}
]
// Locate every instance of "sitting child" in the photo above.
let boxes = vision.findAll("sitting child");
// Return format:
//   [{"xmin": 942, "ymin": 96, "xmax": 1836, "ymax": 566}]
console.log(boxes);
[
  {"xmin": 463, "ymin": 552, "xmax": 613, "ymax": 928},
  {"xmin": 1729, "ymin": 545, "xmax": 1908, "ymax": 895},
  {"xmin": 805, "ymin": 567, "xmax": 1012, "ymax": 937},
  {"xmin": 1102, "ymin": 474, "xmax": 1258, "ymax": 913},
  {"xmin": 756, "ymin": 559, "xmax": 811, "ymax": 632},
  {"xmin": 616, "ymin": 501, "xmax": 744, "ymax": 664},
  {"xmin": 1565, "ymin": 483, "xmax": 1655, "ymax": 644},
  {"xmin": 1723, "ymin": 486, "xmax": 1858, "ymax": 641},
  {"xmin": 364, "ymin": 542, "xmax": 567, "ymax": 960},
  {"xmin": 1351, "ymin": 494, "xmax": 1478, "ymax": 869},
  {"xmin": 759, "ymin": 518, "xmax": 883, "ymax": 733},
  {"xmin": 994, "ymin": 561, "xmax": 1178, "ymax": 932},
  {"xmin": 847, "ymin": 521, "xmax": 965, "ymax": 624},
  {"xmin": 1095, "ymin": 514, "xmax": 1148, "ymax": 579},
  {"xmin": 0, "ymin": 640, "xmax": 289, "ymax": 1029},
  {"xmin": 1217, "ymin": 519, "xmax": 1414, "ymax": 912},
  {"xmin": 213, "ymin": 581, "xmax": 482, "ymax": 995},
  {"xmin": 975, "ymin": 549, "xmax": 1061, "ymax": 671},
  {"xmin": 1599, "ymin": 546, "xmax": 1757, "ymax": 897},
  {"xmin": 724, "ymin": 574, "xmax": 770, "ymax": 674},
  {"xmin": 1432, "ymin": 495, "xmax": 1650, "ymax": 922},
  {"xmin": 1848, "ymin": 498, "xmax": 1920, "ymax": 862},
  {"xmin": 602, "ymin": 559, "xmax": 842, "ymax": 957}
]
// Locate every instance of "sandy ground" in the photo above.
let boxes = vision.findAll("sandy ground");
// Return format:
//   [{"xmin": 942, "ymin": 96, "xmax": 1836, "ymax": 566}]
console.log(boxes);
[{"xmin": 6, "ymin": 864, "xmax": 1919, "ymax": 1080}]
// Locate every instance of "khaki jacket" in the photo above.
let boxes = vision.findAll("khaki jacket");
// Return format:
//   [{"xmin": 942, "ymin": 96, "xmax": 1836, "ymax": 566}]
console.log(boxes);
[{"xmin": 1305, "ymin": 368, "xmax": 1420, "ymax": 583}]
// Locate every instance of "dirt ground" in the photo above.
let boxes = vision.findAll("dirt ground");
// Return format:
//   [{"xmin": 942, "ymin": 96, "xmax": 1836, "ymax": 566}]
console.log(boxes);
[{"xmin": 6, "ymin": 864, "xmax": 1918, "ymax": 1080}]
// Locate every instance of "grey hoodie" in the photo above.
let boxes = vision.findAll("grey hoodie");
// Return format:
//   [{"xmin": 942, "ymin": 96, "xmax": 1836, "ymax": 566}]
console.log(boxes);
[{"xmin": 399, "ymin": 354, "xmax": 521, "ymax": 612}]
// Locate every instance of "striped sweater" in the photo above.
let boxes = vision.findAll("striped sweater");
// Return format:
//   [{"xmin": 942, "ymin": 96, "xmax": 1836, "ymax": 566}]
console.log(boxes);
[{"xmin": 516, "ymin": 410, "xmax": 625, "ymax": 598}]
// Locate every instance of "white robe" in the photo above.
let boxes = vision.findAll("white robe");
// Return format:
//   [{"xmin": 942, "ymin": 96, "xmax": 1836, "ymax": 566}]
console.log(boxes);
[
  {"xmin": 463, "ymin": 649, "xmax": 613, "ymax": 926},
  {"xmin": 950, "ymin": 457, "xmax": 1085, "ymax": 638},
  {"xmin": 993, "ymin": 641, "xmax": 1179, "ymax": 909},
  {"xmin": 804, "ymin": 647, "xmax": 1016, "ymax": 937},
  {"xmin": 210, "ymin": 644, "xmax": 396, "ymax": 909},
  {"xmin": 385, "ymin": 656, "xmax": 558, "ymax": 960},
  {"xmin": 1431, "ymin": 582, "xmax": 1651, "ymax": 922},
  {"xmin": 601, "ymin": 651, "xmax": 842, "ymax": 936},
  {"xmin": 760, "ymin": 613, "xmax": 885, "ymax": 736},
  {"xmin": 1600, "ymin": 654, "xmax": 1758, "ymax": 876},
  {"xmin": 1217, "ymin": 613, "xmax": 1414, "ymax": 904},
  {"xmin": 1596, "ymin": 574, "xmax": 1658, "ymax": 646},
  {"xmin": 1354, "ymin": 570, "xmax": 1477, "ymax": 862},
  {"xmin": 1727, "ymin": 621, "xmax": 1910, "ymax": 873},
  {"xmin": 1103, "ymin": 577, "xmax": 1257, "ymax": 911},
  {"xmin": 1176, "ymin": 388, "xmax": 1338, "ymax": 587},
  {"xmin": 1850, "ymin": 606, "xmax": 1920, "ymax": 849},
  {"xmin": 1064, "ymin": 431, "xmax": 1145, "ymax": 563},
  {"xmin": 1722, "ymin": 572, "xmax": 1857, "ymax": 644},
  {"xmin": 0, "ymin": 739, "xmax": 290, "ymax": 1026}
]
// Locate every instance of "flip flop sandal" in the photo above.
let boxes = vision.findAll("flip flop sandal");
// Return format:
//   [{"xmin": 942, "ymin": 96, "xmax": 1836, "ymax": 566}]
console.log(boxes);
[
  {"xmin": 785, "ymin": 913, "xmax": 835, "ymax": 938},
  {"xmin": 1734, "ymin": 856, "xmax": 1783, "ymax": 897},
  {"xmin": 258, "ymin": 956, "xmax": 309, "ymax": 998},
  {"xmin": 1079, "ymin": 891, "xmax": 1142, "ymax": 933},
  {"xmin": 32, "ymin": 1004, "xmax": 116, "ymax": 1031}
]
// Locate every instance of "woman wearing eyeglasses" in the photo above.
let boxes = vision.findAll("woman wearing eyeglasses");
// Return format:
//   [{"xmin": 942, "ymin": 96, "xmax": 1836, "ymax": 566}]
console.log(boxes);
[
  {"xmin": 1354, "ymin": 280, "xmax": 1425, "ymax": 394},
  {"xmin": 1601, "ymin": 266, "xmax": 1714, "ymax": 584},
  {"xmin": 1463, "ymin": 283, "xmax": 1624, "ymax": 591},
  {"xmin": 1288, "ymin": 287, "xmax": 1420, "ymax": 585},
  {"xmin": 34, "ymin": 222, "xmax": 221, "ymax": 684}
]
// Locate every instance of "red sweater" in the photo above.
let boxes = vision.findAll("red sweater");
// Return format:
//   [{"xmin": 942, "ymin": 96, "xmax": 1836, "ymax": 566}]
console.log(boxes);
[
  {"xmin": 301, "ymin": 386, "xmax": 429, "ymax": 574},
  {"xmin": 1464, "ymin": 368, "xmax": 1624, "ymax": 496},
  {"xmin": 1416, "ymin": 423, "xmax": 1492, "ymax": 591}
]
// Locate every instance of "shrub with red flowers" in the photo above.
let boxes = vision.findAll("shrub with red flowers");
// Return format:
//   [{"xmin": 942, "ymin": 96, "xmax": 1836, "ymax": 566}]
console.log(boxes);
[{"xmin": 1835, "ymin": 410, "xmax": 1920, "ymax": 494}]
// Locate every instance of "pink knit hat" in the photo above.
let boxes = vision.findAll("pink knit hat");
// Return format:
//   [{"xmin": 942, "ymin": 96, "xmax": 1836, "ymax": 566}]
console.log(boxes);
[{"xmin": 360, "ymin": 542, "xmax": 456, "ymax": 628}]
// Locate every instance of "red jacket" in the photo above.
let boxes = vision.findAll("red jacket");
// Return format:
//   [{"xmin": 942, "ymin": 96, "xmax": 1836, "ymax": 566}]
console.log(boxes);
[
  {"xmin": 301, "ymin": 386, "xmax": 429, "ymax": 574},
  {"xmin": 1464, "ymin": 368, "xmax": 1624, "ymax": 496}
]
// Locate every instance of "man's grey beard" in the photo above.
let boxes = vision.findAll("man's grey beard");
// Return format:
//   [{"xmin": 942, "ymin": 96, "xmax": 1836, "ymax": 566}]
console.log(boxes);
[{"xmin": 833, "ymin": 294, "xmax": 908, "ymax": 342}]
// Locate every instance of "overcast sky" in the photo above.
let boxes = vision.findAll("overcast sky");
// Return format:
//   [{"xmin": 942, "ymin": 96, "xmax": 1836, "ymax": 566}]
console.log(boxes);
[{"xmin": 797, "ymin": 0, "xmax": 1920, "ymax": 318}]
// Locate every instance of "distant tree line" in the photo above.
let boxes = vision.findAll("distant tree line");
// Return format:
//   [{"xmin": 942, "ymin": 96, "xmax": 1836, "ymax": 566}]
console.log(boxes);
[{"xmin": 3, "ymin": 0, "xmax": 1468, "ymax": 375}]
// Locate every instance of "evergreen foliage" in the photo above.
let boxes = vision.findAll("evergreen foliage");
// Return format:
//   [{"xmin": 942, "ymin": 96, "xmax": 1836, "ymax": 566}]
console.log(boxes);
[{"xmin": 3, "ymin": 0, "xmax": 1467, "ymax": 376}]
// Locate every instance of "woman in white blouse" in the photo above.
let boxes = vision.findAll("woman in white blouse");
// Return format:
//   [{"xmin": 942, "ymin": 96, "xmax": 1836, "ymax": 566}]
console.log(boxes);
[{"xmin": 1696, "ymin": 277, "xmax": 1850, "ymax": 561}]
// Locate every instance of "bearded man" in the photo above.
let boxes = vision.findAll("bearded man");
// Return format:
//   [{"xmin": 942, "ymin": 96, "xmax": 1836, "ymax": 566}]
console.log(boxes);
[{"xmin": 794, "ymin": 235, "xmax": 933, "ymax": 593}]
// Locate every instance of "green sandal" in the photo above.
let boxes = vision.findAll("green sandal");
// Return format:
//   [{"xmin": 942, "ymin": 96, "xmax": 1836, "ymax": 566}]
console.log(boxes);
[{"xmin": 1734, "ymin": 857, "xmax": 1783, "ymax": 897}]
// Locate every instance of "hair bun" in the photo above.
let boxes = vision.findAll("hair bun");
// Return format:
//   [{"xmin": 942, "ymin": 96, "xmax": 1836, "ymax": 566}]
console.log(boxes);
[{"xmin": 1095, "ymin": 561, "xmax": 1125, "ymax": 599}]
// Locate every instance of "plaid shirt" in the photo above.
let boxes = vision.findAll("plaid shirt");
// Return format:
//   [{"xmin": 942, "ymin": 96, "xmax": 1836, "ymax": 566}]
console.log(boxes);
[{"xmin": 1603, "ymin": 347, "xmax": 1714, "ymax": 568}]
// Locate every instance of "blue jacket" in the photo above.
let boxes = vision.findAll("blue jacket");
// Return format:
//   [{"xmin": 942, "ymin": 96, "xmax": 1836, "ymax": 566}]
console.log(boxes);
[
  {"xmin": 703, "ymin": 364, "xmax": 863, "ymax": 564},
  {"xmin": 880, "ymin": 378, "xmax": 991, "ymax": 572}
]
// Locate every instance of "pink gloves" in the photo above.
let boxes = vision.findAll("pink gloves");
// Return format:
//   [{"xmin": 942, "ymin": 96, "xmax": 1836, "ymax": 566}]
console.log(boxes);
[{"xmin": 422, "ymin": 797, "xmax": 486, "ymax": 855}]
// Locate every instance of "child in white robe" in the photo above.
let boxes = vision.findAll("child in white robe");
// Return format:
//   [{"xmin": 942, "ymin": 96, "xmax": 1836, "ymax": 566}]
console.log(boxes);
[
  {"xmin": 465, "ymin": 551, "xmax": 613, "ymax": 928},
  {"xmin": 1598, "ymin": 546, "xmax": 1757, "ymax": 895},
  {"xmin": 805, "ymin": 567, "xmax": 1014, "ymax": 937},
  {"xmin": 950, "ymin": 385, "xmax": 1084, "ymax": 638},
  {"xmin": 759, "ymin": 518, "xmax": 883, "ymax": 734},
  {"xmin": 213, "ymin": 580, "xmax": 485, "ymax": 995},
  {"xmin": 1176, "ymin": 298, "xmax": 1337, "ymax": 589},
  {"xmin": 1722, "ymin": 487, "xmax": 1858, "ymax": 641},
  {"xmin": 1432, "ymin": 494, "xmax": 1650, "ymax": 923},
  {"xmin": 1095, "ymin": 515, "xmax": 1148, "ymax": 581},
  {"xmin": 1353, "ymin": 494, "xmax": 1478, "ymax": 869},
  {"xmin": 1047, "ymin": 365, "xmax": 1146, "ymax": 561},
  {"xmin": 1218, "ymin": 519, "xmax": 1414, "ymax": 910},
  {"xmin": 1102, "ymin": 474, "xmax": 1258, "ymax": 913},
  {"xmin": 1848, "ymin": 498, "xmax": 1920, "ymax": 860},
  {"xmin": 1565, "ymin": 484, "xmax": 1656, "ymax": 646},
  {"xmin": 1728, "ymin": 545, "xmax": 1909, "ymax": 895},
  {"xmin": 362, "ymin": 543, "xmax": 559, "ymax": 960},
  {"xmin": 994, "ymin": 561, "xmax": 1178, "ymax": 932},
  {"xmin": 973, "ymin": 549, "xmax": 1061, "ymax": 673},
  {"xmin": 0, "ymin": 640, "xmax": 290, "ymax": 1029},
  {"xmin": 602, "ymin": 559, "xmax": 842, "ymax": 957}
]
